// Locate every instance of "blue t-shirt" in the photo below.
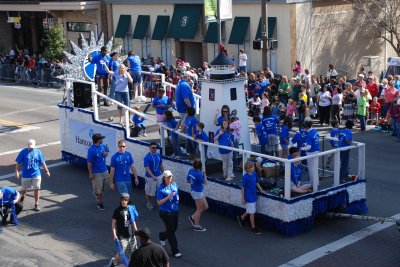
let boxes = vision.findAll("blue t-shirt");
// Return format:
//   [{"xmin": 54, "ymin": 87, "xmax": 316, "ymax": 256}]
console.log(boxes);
[
  {"xmin": 291, "ymin": 129, "xmax": 307, "ymax": 148},
  {"xmin": 132, "ymin": 114, "xmax": 145, "ymax": 127},
  {"xmin": 186, "ymin": 169, "xmax": 205, "ymax": 192},
  {"xmin": 338, "ymin": 128, "xmax": 352, "ymax": 148},
  {"xmin": 0, "ymin": 186, "xmax": 18, "ymax": 204},
  {"xmin": 329, "ymin": 127, "xmax": 340, "ymax": 147},
  {"xmin": 306, "ymin": 128, "xmax": 320, "ymax": 153},
  {"xmin": 110, "ymin": 151, "xmax": 134, "ymax": 182},
  {"xmin": 288, "ymin": 155, "xmax": 303, "ymax": 185},
  {"xmin": 165, "ymin": 119, "xmax": 179, "ymax": 138},
  {"xmin": 157, "ymin": 182, "xmax": 179, "ymax": 212},
  {"xmin": 280, "ymin": 125, "xmax": 291, "ymax": 146},
  {"xmin": 395, "ymin": 80, "xmax": 400, "ymax": 90},
  {"xmin": 215, "ymin": 129, "xmax": 233, "ymax": 154},
  {"xmin": 254, "ymin": 80, "xmax": 267, "ymax": 96},
  {"xmin": 143, "ymin": 152, "xmax": 162, "ymax": 177},
  {"xmin": 255, "ymin": 123, "xmax": 268, "ymax": 145},
  {"xmin": 87, "ymin": 144, "xmax": 109, "ymax": 174},
  {"xmin": 216, "ymin": 115, "xmax": 230, "ymax": 126},
  {"xmin": 152, "ymin": 96, "xmax": 171, "ymax": 115},
  {"xmin": 15, "ymin": 148, "xmax": 46, "ymax": 178},
  {"xmin": 111, "ymin": 60, "xmax": 119, "ymax": 80},
  {"xmin": 92, "ymin": 53, "xmax": 112, "ymax": 75},
  {"xmin": 175, "ymin": 80, "xmax": 195, "ymax": 113},
  {"xmin": 195, "ymin": 130, "xmax": 208, "ymax": 142},
  {"xmin": 128, "ymin": 55, "xmax": 142, "ymax": 72},
  {"xmin": 241, "ymin": 172, "xmax": 259, "ymax": 203},
  {"xmin": 262, "ymin": 115, "xmax": 280, "ymax": 135},
  {"xmin": 185, "ymin": 115, "xmax": 198, "ymax": 137}
]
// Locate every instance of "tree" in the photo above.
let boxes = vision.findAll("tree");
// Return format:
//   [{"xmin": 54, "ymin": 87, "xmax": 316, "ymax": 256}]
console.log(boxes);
[
  {"xmin": 44, "ymin": 19, "xmax": 66, "ymax": 60},
  {"xmin": 347, "ymin": 0, "xmax": 400, "ymax": 56}
]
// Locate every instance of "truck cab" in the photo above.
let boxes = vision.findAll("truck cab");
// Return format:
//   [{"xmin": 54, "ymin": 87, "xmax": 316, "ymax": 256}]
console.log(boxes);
[{"xmin": 383, "ymin": 57, "xmax": 400, "ymax": 78}]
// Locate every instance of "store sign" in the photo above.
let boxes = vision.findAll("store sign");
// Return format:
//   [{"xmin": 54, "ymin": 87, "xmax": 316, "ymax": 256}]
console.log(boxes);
[{"xmin": 7, "ymin": 17, "xmax": 21, "ymax": 23}]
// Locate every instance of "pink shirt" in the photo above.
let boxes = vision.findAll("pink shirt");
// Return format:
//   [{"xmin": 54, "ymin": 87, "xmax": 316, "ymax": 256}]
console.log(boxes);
[
  {"xmin": 384, "ymin": 88, "xmax": 399, "ymax": 104},
  {"xmin": 286, "ymin": 104, "xmax": 296, "ymax": 116}
]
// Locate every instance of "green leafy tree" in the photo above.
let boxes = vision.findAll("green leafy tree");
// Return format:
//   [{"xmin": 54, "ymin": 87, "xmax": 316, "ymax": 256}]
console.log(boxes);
[{"xmin": 44, "ymin": 19, "xmax": 66, "ymax": 60}]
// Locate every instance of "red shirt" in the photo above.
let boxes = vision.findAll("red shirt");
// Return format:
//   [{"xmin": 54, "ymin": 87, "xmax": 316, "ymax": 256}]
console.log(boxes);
[
  {"xmin": 369, "ymin": 101, "xmax": 381, "ymax": 114},
  {"xmin": 366, "ymin": 82, "xmax": 379, "ymax": 98}
]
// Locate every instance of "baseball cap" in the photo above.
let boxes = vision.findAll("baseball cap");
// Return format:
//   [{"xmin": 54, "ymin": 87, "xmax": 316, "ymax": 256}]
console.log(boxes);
[
  {"xmin": 92, "ymin": 133, "xmax": 105, "ymax": 142},
  {"xmin": 358, "ymin": 74, "xmax": 365, "ymax": 78},
  {"xmin": 110, "ymin": 52, "xmax": 117, "ymax": 57},
  {"xmin": 28, "ymin": 139, "xmax": 36, "ymax": 149},
  {"xmin": 163, "ymin": 170, "xmax": 173, "ymax": 177},
  {"xmin": 121, "ymin": 193, "xmax": 130, "ymax": 199},
  {"xmin": 134, "ymin": 228, "xmax": 151, "ymax": 240}
]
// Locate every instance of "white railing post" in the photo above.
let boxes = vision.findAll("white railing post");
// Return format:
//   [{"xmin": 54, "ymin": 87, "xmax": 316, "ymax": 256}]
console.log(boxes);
[
  {"xmin": 284, "ymin": 161, "xmax": 291, "ymax": 200},
  {"xmin": 125, "ymin": 109, "xmax": 130, "ymax": 137},
  {"xmin": 66, "ymin": 80, "xmax": 72, "ymax": 106},
  {"xmin": 242, "ymin": 152, "xmax": 249, "ymax": 175},
  {"xmin": 91, "ymin": 82, "xmax": 99, "ymax": 121},
  {"xmin": 161, "ymin": 73, "xmax": 166, "ymax": 91},
  {"xmin": 160, "ymin": 124, "xmax": 165, "ymax": 156},
  {"xmin": 195, "ymin": 97, "xmax": 200, "ymax": 115},
  {"xmin": 333, "ymin": 150, "xmax": 340, "ymax": 186},
  {"xmin": 199, "ymin": 143, "xmax": 206, "ymax": 171},
  {"xmin": 358, "ymin": 144, "xmax": 365, "ymax": 179},
  {"xmin": 312, "ymin": 155, "xmax": 319, "ymax": 192}
]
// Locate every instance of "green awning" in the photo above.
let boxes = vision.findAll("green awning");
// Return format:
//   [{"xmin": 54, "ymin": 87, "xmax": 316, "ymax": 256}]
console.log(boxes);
[
  {"xmin": 152, "ymin": 16, "xmax": 170, "ymax": 40},
  {"xmin": 167, "ymin": 4, "xmax": 202, "ymax": 39},
  {"xmin": 228, "ymin": 17, "xmax": 250, "ymax": 45},
  {"xmin": 132, "ymin": 15, "xmax": 150, "ymax": 39},
  {"xmin": 255, "ymin": 17, "xmax": 277, "ymax": 40},
  {"xmin": 114, "ymin": 15, "xmax": 131, "ymax": 38},
  {"xmin": 204, "ymin": 21, "xmax": 225, "ymax": 43}
]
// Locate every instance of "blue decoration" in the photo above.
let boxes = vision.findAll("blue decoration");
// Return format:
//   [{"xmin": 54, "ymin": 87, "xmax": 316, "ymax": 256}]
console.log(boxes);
[
  {"xmin": 128, "ymin": 205, "xmax": 139, "ymax": 223},
  {"xmin": 114, "ymin": 239, "xmax": 129, "ymax": 267}
]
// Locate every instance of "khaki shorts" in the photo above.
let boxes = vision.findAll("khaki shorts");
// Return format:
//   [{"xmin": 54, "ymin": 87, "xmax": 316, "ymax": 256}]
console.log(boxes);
[
  {"xmin": 119, "ymin": 236, "xmax": 137, "ymax": 259},
  {"xmin": 144, "ymin": 175, "xmax": 162, "ymax": 197},
  {"xmin": 21, "ymin": 176, "xmax": 41, "ymax": 190},
  {"xmin": 245, "ymin": 202, "xmax": 256, "ymax": 214},
  {"xmin": 267, "ymin": 134, "xmax": 281, "ymax": 152},
  {"xmin": 92, "ymin": 171, "xmax": 110, "ymax": 194}
]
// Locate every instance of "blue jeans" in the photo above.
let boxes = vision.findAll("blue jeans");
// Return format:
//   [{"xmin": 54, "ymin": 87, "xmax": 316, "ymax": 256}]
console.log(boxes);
[
  {"xmin": 116, "ymin": 180, "xmax": 132, "ymax": 198},
  {"xmin": 172, "ymin": 135, "xmax": 182, "ymax": 157},
  {"xmin": 397, "ymin": 122, "xmax": 400, "ymax": 139},
  {"xmin": 109, "ymin": 79, "xmax": 116, "ymax": 99},
  {"xmin": 340, "ymin": 150, "xmax": 350, "ymax": 180},
  {"xmin": 358, "ymin": 115, "xmax": 366, "ymax": 130},
  {"xmin": 390, "ymin": 118, "xmax": 397, "ymax": 135},
  {"xmin": 115, "ymin": 91, "xmax": 130, "ymax": 110}
]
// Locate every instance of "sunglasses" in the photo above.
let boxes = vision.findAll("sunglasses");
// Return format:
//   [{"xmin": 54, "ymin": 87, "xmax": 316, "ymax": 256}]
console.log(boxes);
[
  {"xmin": 119, "ymin": 146, "xmax": 126, "ymax": 148},
  {"xmin": 222, "ymin": 110, "xmax": 229, "ymax": 113},
  {"xmin": 150, "ymin": 147, "xmax": 157, "ymax": 150}
]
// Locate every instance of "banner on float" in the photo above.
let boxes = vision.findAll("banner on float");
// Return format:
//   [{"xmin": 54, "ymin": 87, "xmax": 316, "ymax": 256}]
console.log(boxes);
[{"xmin": 69, "ymin": 120, "xmax": 117, "ymax": 163}]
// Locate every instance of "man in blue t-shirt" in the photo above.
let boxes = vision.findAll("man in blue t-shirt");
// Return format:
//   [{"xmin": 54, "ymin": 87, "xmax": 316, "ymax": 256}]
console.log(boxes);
[
  {"xmin": 301, "ymin": 118, "xmax": 320, "ymax": 187},
  {"xmin": 175, "ymin": 72, "xmax": 195, "ymax": 129},
  {"xmin": 15, "ymin": 139, "xmax": 50, "ymax": 212},
  {"xmin": 89, "ymin": 46, "xmax": 112, "ymax": 106},
  {"xmin": 87, "ymin": 133, "xmax": 109, "ymax": 211},
  {"xmin": 110, "ymin": 140, "xmax": 139, "ymax": 199},
  {"xmin": 0, "ymin": 186, "xmax": 22, "ymax": 225},
  {"xmin": 339, "ymin": 120, "xmax": 354, "ymax": 181},
  {"xmin": 127, "ymin": 51, "xmax": 142, "ymax": 100},
  {"xmin": 143, "ymin": 142, "xmax": 164, "ymax": 211}
]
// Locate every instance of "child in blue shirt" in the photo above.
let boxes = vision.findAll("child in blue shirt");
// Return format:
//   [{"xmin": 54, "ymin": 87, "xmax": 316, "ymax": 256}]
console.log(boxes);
[
  {"xmin": 236, "ymin": 161, "xmax": 264, "ymax": 235},
  {"xmin": 214, "ymin": 119, "xmax": 234, "ymax": 181},
  {"xmin": 290, "ymin": 127, "xmax": 307, "ymax": 164},
  {"xmin": 187, "ymin": 159, "xmax": 208, "ymax": 232},
  {"xmin": 339, "ymin": 120, "xmax": 354, "ymax": 181},
  {"xmin": 288, "ymin": 147, "xmax": 311, "ymax": 194},
  {"xmin": 324, "ymin": 120, "xmax": 339, "ymax": 169},
  {"xmin": 163, "ymin": 109, "xmax": 182, "ymax": 158},
  {"xmin": 152, "ymin": 88, "xmax": 172, "ymax": 122},
  {"xmin": 182, "ymin": 107, "xmax": 198, "ymax": 159},
  {"xmin": 253, "ymin": 116, "xmax": 268, "ymax": 154},
  {"xmin": 131, "ymin": 106, "xmax": 147, "ymax": 136},
  {"xmin": 280, "ymin": 116, "xmax": 293, "ymax": 158},
  {"xmin": 194, "ymin": 122, "xmax": 208, "ymax": 159}
]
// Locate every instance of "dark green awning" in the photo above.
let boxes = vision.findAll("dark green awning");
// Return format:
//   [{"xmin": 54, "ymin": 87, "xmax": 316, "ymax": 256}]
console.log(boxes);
[
  {"xmin": 152, "ymin": 16, "xmax": 170, "ymax": 40},
  {"xmin": 167, "ymin": 4, "xmax": 202, "ymax": 39},
  {"xmin": 114, "ymin": 15, "xmax": 131, "ymax": 38},
  {"xmin": 228, "ymin": 17, "xmax": 250, "ymax": 45},
  {"xmin": 132, "ymin": 15, "xmax": 150, "ymax": 39},
  {"xmin": 204, "ymin": 21, "xmax": 225, "ymax": 43},
  {"xmin": 255, "ymin": 17, "xmax": 277, "ymax": 40}
]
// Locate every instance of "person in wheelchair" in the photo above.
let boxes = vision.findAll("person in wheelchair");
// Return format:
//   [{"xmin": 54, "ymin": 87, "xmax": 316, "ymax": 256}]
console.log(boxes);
[{"xmin": 0, "ymin": 186, "xmax": 22, "ymax": 225}]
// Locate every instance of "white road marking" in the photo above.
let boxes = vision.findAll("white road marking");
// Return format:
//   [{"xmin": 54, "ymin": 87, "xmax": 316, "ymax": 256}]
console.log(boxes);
[
  {"xmin": 279, "ymin": 213, "xmax": 400, "ymax": 267},
  {"xmin": 0, "ymin": 141, "xmax": 61, "ymax": 156},
  {"xmin": 0, "ymin": 85, "xmax": 62, "ymax": 95},
  {"xmin": 0, "ymin": 161, "xmax": 68, "ymax": 180}
]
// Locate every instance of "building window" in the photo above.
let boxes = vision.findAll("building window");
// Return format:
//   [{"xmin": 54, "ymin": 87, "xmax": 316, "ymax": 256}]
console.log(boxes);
[
  {"xmin": 209, "ymin": 88, "xmax": 215, "ymax": 101},
  {"xmin": 230, "ymin": 88, "xmax": 237, "ymax": 101},
  {"xmin": 67, "ymin": 22, "xmax": 92, "ymax": 32}
]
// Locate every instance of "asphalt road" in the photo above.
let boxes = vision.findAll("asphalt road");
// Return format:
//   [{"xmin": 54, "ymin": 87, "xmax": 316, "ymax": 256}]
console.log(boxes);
[{"xmin": 0, "ymin": 83, "xmax": 399, "ymax": 267}]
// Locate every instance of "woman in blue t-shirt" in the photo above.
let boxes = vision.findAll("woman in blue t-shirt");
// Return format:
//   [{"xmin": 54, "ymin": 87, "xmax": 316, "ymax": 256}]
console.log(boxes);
[
  {"xmin": 187, "ymin": 159, "xmax": 208, "ymax": 232},
  {"xmin": 214, "ymin": 119, "xmax": 234, "ymax": 181},
  {"xmin": 156, "ymin": 170, "xmax": 182, "ymax": 258}
]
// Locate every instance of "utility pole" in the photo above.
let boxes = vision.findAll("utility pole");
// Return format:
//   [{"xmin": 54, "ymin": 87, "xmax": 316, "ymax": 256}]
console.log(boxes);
[
  {"xmin": 261, "ymin": 0, "xmax": 268, "ymax": 70},
  {"xmin": 217, "ymin": 0, "xmax": 222, "ymax": 45}
]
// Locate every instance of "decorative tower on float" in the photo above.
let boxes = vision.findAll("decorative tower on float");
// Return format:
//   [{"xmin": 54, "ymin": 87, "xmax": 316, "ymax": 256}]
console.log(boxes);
[{"xmin": 200, "ymin": 45, "xmax": 250, "ymax": 155}]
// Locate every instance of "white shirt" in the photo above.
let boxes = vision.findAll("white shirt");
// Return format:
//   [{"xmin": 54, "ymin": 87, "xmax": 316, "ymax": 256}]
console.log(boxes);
[
  {"xmin": 9, "ymin": 49, "xmax": 15, "ymax": 57},
  {"xmin": 239, "ymin": 53, "xmax": 247, "ymax": 67},
  {"xmin": 327, "ymin": 69, "xmax": 338, "ymax": 79},
  {"xmin": 332, "ymin": 93, "xmax": 343, "ymax": 105},
  {"xmin": 318, "ymin": 91, "xmax": 331, "ymax": 107}
]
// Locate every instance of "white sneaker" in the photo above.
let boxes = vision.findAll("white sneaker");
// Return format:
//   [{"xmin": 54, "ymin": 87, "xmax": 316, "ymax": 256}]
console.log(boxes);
[
  {"xmin": 174, "ymin": 252, "xmax": 182, "ymax": 258},
  {"xmin": 108, "ymin": 257, "xmax": 115, "ymax": 267},
  {"xmin": 143, "ymin": 133, "xmax": 148, "ymax": 137},
  {"xmin": 225, "ymin": 177, "xmax": 234, "ymax": 182},
  {"xmin": 160, "ymin": 240, "xmax": 166, "ymax": 246}
]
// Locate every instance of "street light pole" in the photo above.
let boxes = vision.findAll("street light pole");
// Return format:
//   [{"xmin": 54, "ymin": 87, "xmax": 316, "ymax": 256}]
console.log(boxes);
[
  {"xmin": 217, "ymin": 0, "xmax": 222, "ymax": 45},
  {"xmin": 261, "ymin": 0, "xmax": 268, "ymax": 70}
]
